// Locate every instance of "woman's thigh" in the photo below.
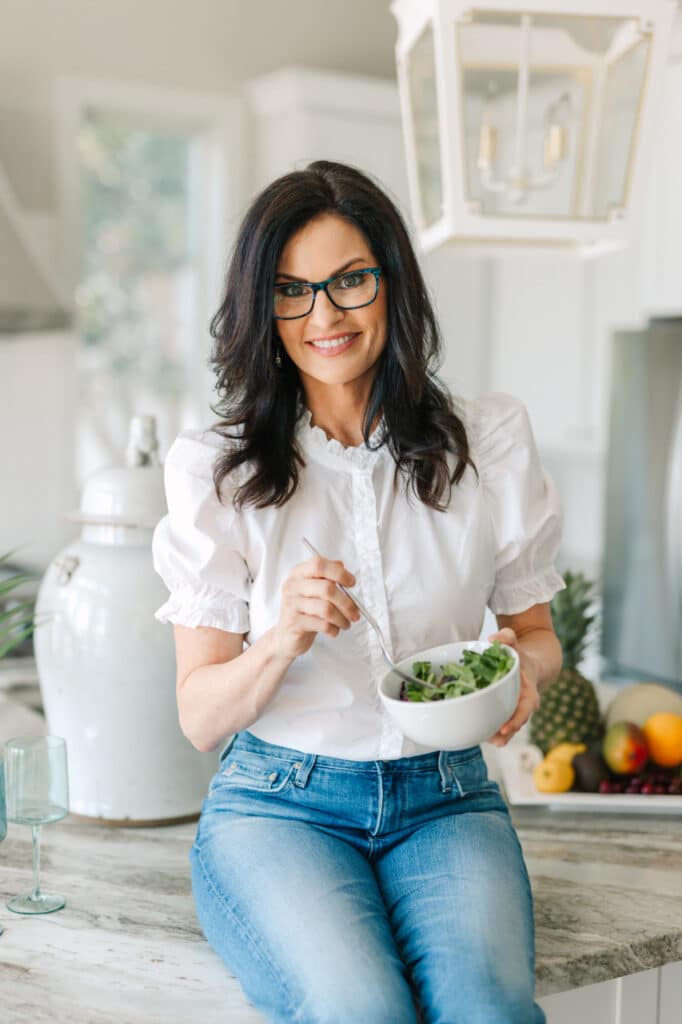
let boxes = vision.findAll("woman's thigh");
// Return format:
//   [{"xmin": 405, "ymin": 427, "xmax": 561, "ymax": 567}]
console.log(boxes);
[
  {"xmin": 190, "ymin": 810, "xmax": 418, "ymax": 1024},
  {"xmin": 374, "ymin": 808, "xmax": 546, "ymax": 1024}
]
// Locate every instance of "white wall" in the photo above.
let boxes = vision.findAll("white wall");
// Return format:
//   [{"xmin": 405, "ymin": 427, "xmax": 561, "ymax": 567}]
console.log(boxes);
[{"xmin": 0, "ymin": 332, "xmax": 79, "ymax": 571}]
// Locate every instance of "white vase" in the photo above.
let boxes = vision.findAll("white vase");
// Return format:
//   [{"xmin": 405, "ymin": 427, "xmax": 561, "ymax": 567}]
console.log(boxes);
[{"xmin": 34, "ymin": 415, "xmax": 217, "ymax": 824}]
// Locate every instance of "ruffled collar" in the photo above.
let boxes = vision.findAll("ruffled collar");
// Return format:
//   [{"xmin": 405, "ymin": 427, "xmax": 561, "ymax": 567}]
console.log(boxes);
[{"xmin": 297, "ymin": 406, "xmax": 389, "ymax": 471}]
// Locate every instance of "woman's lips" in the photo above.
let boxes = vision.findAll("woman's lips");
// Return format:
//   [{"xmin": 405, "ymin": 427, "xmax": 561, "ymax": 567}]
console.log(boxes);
[{"xmin": 306, "ymin": 333, "xmax": 359, "ymax": 357}]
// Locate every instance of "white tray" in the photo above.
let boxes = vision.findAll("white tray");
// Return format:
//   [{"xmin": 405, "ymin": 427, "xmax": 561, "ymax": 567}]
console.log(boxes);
[{"xmin": 496, "ymin": 743, "xmax": 682, "ymax": 815}]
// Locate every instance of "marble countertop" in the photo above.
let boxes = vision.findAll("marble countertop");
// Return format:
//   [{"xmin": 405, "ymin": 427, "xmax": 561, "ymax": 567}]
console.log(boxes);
[{"xmin": 2, "ymin": 659, "xmax": 681, "ymax": 1022}]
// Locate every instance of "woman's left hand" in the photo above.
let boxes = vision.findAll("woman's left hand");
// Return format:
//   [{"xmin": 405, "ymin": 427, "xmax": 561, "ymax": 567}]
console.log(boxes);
[{"xmin": 485, "ymin": 627, "xmax": 541, "ymax": 747}]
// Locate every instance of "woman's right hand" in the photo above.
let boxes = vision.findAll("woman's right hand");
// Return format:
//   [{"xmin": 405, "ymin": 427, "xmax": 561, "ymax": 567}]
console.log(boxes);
[{"xmin": 270, "ymin": 555, "xmax": 361, "ymax": 661}]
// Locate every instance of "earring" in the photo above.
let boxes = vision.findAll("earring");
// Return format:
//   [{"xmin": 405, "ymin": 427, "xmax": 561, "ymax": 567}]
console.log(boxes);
[{"xmin": 275, "ymin": 345, "xmax": 283, "ymax": 369}]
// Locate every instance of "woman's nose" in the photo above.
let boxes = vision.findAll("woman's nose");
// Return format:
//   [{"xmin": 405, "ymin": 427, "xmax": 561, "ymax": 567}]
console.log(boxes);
[{"xmin": 308, "ymin": 289, "xmax": 345, "ymax": 329}]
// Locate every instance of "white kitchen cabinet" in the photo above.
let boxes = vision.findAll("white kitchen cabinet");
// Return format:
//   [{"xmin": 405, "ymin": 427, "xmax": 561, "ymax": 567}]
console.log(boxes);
[
  {"xmin": 659, "ymin": 960, "xmax": 682, "ymax": 1023},
  {"xmin": 538, "ymin": 962, "xmax": 682, "ymax": 1024}
]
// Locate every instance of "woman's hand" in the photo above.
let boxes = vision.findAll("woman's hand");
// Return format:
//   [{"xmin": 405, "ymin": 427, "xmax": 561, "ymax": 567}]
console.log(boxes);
[
  {"xmin": 270, "ymin": 555, "xmax": 361, "ymax": 661},
  {"xmin": 485, "ymin": 627, "xmax": 541, "ymax": 747}
]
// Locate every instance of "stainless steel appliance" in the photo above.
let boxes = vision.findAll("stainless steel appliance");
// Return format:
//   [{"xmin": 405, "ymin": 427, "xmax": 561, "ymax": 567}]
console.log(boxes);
[{"xmin": 601, "ymin": 318, "xmax": 682, "ymax": 690}]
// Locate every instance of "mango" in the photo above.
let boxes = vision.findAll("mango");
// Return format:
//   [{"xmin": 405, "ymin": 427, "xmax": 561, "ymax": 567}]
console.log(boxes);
[{"xmin": 602, "ymin": 721, "xmax": 649, "ymax": 775}]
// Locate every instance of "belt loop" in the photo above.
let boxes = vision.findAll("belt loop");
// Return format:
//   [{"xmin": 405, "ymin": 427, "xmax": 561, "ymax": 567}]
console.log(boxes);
[
  {"xmin": 437, "ymin": 751, "xmax": 453, "ymax": 793},
  {"xmin": 293, "ymin": 752, "xmax": 317, "ymax": 788}
]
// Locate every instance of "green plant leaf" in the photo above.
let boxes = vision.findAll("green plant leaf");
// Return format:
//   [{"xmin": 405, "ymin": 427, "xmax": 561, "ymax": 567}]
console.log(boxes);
[
  {"xmin": 0, "ymin": 623, "xmax": 35, "ymax": 658},
  {"xmin": 0, "ymin": 574, "xmax": 35, "ymax": 598},
  {"xmin": 0, "ymin": 601, "xmax": 35, "ymax": 626}
]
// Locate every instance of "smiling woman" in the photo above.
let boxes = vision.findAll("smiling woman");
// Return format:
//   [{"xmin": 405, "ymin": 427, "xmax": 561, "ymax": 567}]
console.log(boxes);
[{"xmin": 151, "ymin": 159, "xmax": 564, "ymax": 1024}]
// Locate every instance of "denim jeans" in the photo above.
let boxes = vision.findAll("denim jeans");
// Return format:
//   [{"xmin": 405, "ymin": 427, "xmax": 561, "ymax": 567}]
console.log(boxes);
[{"xmin": 190, "ymin": 730, "xmax": 546, "ymax": 1024}]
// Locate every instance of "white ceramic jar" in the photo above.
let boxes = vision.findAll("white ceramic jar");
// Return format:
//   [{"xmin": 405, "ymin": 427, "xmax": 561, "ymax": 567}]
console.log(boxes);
[{"xmin": 34, "ymin": 415, "xmax": 217, "ymax": 825}]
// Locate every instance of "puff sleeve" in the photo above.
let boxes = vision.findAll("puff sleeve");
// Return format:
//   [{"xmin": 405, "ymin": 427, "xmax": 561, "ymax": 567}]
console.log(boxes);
[
  {"xmin": 151, "ymin": 429, "xmax": 250, "ymax": 633},
  {"xmin": 472, "ymin": 392, "xmax": 566, "ymax": 616}
]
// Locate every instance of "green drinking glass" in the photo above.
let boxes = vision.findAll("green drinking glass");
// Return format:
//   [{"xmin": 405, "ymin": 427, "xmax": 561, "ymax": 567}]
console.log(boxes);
[{"xmin": 4, "ymin": 735, "xmax": 69, "ymax": 915}]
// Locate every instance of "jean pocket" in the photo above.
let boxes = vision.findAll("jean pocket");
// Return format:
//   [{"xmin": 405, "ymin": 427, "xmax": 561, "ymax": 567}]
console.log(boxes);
[
  {"xmin": 448, "ymin": 750, "xmax": 499, "ymax": 798},
  {"xmin": 209, "ymin": 752, "xmax": 298, "ymax": 795}
]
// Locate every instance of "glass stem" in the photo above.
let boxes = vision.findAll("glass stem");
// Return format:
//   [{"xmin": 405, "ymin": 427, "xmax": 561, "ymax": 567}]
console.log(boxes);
[{"xmin": 31, "ymin": 824, "xmax": 42, "ymax": 901}]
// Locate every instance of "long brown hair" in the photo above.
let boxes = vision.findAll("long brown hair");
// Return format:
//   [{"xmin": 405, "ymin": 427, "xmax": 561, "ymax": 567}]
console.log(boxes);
[{"xmin": 209, "ymin": 160, "xmax": 477, "ymax": 511}]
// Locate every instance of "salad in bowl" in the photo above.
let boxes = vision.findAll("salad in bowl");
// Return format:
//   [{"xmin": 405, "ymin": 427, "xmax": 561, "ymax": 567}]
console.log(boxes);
[{"xmin": 379, "ymin": 640, "xmax": 520, "ymax": 750}]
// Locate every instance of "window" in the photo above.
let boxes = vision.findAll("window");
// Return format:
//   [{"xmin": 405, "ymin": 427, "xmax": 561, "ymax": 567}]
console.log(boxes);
[{"xmin": 55, "ymin": 79, "xmax": 243, "ymax": 480}]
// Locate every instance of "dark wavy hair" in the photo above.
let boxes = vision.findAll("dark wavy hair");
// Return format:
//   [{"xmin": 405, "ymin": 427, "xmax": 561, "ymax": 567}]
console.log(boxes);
[{"xmin": 209, "ymin": 160, "xmax": 477, "ymax": 511}]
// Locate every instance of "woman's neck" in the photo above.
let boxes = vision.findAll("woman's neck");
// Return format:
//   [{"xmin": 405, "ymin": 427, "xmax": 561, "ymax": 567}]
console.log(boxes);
[{"xmin": 302, "ymin": 383, "xmax": 377, "ymax": 448}]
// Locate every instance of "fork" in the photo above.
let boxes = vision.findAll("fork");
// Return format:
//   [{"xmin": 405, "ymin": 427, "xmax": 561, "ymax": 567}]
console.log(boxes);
[{"xmin": 301, "ymin": 537, "xmax": 438, "ymax": 692}]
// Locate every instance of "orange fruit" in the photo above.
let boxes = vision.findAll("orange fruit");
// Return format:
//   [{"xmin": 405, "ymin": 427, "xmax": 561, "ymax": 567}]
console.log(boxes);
[{"xmin": 641, "ymin": 712, "xmax": 682, "ymax": 767}]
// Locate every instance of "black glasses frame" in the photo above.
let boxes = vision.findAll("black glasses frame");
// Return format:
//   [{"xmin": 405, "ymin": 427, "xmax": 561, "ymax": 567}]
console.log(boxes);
[{"xmin": 273, "ymin": 267, "xmax": 382, "ymax": 320}]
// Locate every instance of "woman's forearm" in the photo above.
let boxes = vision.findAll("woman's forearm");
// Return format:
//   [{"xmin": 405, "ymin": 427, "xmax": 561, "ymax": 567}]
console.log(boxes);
[
  {"xmin": 178, "ymin": 627, "xmax": 294, "ymax": 752},
  {"xmin": 514, "ymin": 626, "xmax": 563, "ymax": 693}
]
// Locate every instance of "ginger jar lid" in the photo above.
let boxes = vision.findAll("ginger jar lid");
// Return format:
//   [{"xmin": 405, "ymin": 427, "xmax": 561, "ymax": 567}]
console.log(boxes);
[{"xmin": 70, "ymin": 415, "xmax": 167, "ymax": 529}]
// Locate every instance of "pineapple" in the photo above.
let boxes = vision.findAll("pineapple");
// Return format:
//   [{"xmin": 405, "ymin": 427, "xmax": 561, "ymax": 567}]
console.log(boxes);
[{"xmin": 529, "ymin": 571, "xmax": 603, "ymax": 754}]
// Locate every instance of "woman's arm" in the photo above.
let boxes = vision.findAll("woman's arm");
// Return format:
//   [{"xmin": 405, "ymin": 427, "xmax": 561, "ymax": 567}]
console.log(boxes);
[
  {"xmin": 485, "ymin": 602, "xmax": 563, "ymax": 747},
  {"xmin": 173, "ymin": 555, "xmax": 360, "ymax": 752},
  {"xmin": 174, "ymin": 624, "xmax": 295, "ymax": 752}
]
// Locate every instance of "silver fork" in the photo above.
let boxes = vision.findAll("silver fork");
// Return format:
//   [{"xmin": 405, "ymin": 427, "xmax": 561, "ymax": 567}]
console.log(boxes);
[{"xmin": 301, "ymin": 537, "xmax": 438, "ymax": 692}]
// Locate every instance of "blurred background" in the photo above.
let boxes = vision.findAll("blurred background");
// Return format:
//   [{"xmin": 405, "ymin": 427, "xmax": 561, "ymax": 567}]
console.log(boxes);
[{"xmin": 1, "ymin": 0, "xmax": 681, "ymax": 682}]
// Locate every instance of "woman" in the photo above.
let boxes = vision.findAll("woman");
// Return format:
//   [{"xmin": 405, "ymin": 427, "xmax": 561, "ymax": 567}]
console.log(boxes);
[{"xmin": 152, "ymin": 160, "xmax": 564, "ymax": 1024}]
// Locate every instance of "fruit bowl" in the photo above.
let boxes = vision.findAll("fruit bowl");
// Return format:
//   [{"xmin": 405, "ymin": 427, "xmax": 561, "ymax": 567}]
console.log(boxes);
[{"xmin": 378, "ymin": 641, "xmax": 520, "ymax": 750}]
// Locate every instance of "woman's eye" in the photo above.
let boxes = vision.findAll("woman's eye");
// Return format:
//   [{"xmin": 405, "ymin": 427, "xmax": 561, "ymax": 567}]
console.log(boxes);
[
  {"xmin": 277, "ymin": 284, "xmax": 309, "ymax": 298},
  {"xmin": 338, "ymin": 272, "xmax": 365, "ymax": 288}
]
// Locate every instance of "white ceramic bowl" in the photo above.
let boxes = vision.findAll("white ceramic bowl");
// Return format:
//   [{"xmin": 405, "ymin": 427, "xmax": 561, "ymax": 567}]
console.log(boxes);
[{"xmin": 378, "ymin": 641, "xmax": 520, "ymax": 750}]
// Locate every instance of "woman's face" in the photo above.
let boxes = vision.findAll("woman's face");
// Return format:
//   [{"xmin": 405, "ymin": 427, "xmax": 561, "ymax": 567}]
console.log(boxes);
[{"xmin": 274, "ymin": 214, "xmax": 388, "ymax": 396}]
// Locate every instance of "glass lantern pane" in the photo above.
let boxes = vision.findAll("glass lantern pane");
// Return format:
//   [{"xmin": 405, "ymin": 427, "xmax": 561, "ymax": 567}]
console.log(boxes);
[
  {"xmin": 456, "ymin": 11, "xmax": 649, "ymax": 222},
  {"xmin": 593, "ymin": 35, "xmax": 650, "ymax": 217},
  {"xmin": 407, "ymin": 24, "xmax": 443, "ymax": 228}
]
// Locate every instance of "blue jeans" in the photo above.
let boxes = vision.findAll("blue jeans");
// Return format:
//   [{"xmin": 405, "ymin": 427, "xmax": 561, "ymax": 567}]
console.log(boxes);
[{"xmin": 190, "ymin": 731, "xmax": 546, "ymax": 1024}]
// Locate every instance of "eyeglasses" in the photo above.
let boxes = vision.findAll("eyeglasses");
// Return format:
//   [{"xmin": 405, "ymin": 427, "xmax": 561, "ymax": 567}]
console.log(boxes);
[{"xmin": 273, "ymin": 267, "xmax": 382, "ymax": 320}]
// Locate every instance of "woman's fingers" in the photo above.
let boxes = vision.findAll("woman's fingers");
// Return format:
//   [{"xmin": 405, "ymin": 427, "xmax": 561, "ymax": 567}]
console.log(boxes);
[
  {"xmin": 487, "ymin": 627, "xmax": 517, "ymax": 647},
  {"xmin": 488, "ymin": 670, "xmax": 540, "ymax": 745},
  {"xmin": 293, "ymin": 555, "xmax": 356, "ymax": 589},
  {"xmin": 296, "ymin": 596, "xmax": 352, "ymax": 632},
  {"xmin": 294, "ymin": 578, "xmax": 360, "ymax": 626},
  {"xmin": 293, "ymin": 613, "xmax": 340, "ymax": 638}
]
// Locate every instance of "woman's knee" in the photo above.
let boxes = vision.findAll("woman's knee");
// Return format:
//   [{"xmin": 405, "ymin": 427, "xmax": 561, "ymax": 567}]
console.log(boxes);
[
  {"xmin": 292, "ymin": 975, "xmax": 417, "ymax": 1024},
  {"xmin": 421, "ymin": 966, "xmax": 543, "ymax": 1024}
]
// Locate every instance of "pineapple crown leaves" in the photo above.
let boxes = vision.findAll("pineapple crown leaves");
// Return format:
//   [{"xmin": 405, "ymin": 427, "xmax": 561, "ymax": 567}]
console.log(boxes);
[
  {"xmin": 550, "ymin": 570, "xmax": 598, "ymax": 673},
  {"xmin": 0, "ymin": 547, "xmax": 40, "ymax": 659}
]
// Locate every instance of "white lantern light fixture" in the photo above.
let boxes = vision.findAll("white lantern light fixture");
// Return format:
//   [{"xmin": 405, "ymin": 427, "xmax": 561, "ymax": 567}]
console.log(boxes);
[{"xmin": 391, "ymin": 0, "xmax": 678, "ymax": 255}]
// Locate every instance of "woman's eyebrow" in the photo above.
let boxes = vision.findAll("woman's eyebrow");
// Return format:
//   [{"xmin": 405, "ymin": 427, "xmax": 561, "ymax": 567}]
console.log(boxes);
[{"xmin": 275, "ymin": 257, "xmax": 367, "ymax": 282}]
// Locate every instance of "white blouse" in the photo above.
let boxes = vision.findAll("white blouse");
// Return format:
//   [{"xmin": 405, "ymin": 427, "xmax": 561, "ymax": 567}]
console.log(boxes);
[{"xmin": 152, "ymin": 391, "xmax": 565, "ymax": 760}]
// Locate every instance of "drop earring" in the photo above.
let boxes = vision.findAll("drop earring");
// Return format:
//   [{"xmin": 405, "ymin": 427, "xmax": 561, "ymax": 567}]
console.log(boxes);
[{"xmin": 275, "ymin": 345, "xmax": 283, "ymax": 369}]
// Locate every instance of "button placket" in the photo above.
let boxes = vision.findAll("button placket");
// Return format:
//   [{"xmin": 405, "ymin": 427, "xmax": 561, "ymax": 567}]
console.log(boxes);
[{"xmin": 351, "ymin": 468, "xmax": 404, "ymax": 758}]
